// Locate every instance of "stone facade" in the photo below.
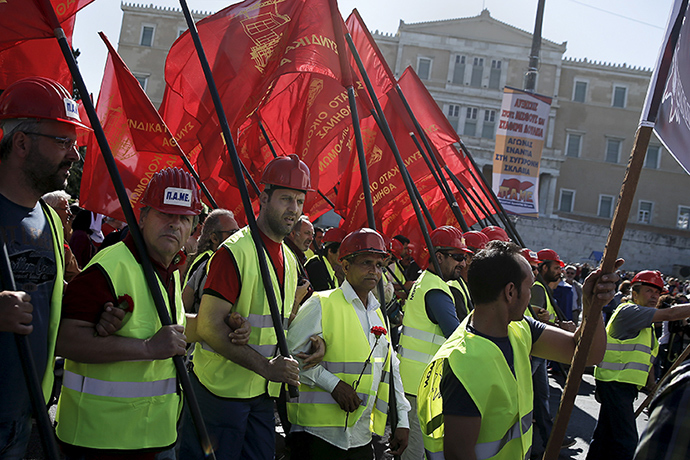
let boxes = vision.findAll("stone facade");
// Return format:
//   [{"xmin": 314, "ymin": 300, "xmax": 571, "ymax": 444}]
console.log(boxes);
[{"xmin": 116, "ymin": 4, "xmax": 690, "ymax": 275}]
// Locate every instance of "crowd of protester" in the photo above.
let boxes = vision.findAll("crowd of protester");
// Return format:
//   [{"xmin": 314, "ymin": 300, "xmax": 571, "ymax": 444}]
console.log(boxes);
[{"xmin": 2, "ymin": 76, "xmax": 689, "ymax": 460}]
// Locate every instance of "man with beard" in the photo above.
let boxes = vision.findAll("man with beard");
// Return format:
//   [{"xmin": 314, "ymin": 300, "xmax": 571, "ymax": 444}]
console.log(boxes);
[
  {"xmin": 180, "ymin": 154, "xmax": 313, "ymax": 460},
  {"xmin": 398, "ymin": 226, "xmax": 472, "ymax": 460},
  {"xmin": 0, "ymin": 77, "xmax": 108, "ymax": 458}
]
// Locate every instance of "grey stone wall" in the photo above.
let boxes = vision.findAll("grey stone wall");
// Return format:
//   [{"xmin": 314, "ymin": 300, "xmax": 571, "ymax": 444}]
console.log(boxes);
[{"xmin": 513, "ymin": 217, "xmax": 690, "ymax": 275}]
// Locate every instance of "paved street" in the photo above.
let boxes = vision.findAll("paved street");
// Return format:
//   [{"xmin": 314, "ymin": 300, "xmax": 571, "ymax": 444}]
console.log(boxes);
[{"xmin": 23, "ymin": 368, "xmax": 651, "ymax": 459}]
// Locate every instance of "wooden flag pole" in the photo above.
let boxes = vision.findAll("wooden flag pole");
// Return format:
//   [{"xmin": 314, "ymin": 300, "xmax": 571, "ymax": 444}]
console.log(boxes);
[{"xmin": 543, "ymin": 125, "xmax": 653, "ymax": 460}]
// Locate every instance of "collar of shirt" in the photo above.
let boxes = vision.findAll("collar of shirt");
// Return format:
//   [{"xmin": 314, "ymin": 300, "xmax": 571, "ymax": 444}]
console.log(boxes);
[{"xmin": 340, "ymin": 279, "xmax": 380, "ymax": 312}]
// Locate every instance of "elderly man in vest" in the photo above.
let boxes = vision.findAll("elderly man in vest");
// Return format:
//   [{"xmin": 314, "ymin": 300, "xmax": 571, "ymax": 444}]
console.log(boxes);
[
  {"xmin": 180, "ymin": 154, "xmax": 316, "ymax": 459},
  {"xmin": 397, "ymin": 226, "xmax": 472, "ymax": 460},
  {"xmin": 55, "ymin": 168, "xmax": 212, "ymax": 459},
  {"xmin": 417, "ymin": 241, "xmax": 618, "ymax": 460},
  {"xmin": 287, "ymin": 228, "xmax": 410, "ymax": 459},
  {"xmin": 0, "ymin": 76, "xmax": 122, "ymax": 458},
  {"xmin": 588, "ymin": 270, "xmax": 690, "ymax": 460}
]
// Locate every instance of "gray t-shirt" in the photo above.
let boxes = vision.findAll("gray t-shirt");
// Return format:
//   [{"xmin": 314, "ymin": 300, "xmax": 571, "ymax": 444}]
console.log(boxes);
[
  {"xmin": 0, "ymin": 194, "xmax": 57, "ymax": 421},
  {"xmin": 608, "ymin": 303, "xmax": 657, "ymax": 340}
]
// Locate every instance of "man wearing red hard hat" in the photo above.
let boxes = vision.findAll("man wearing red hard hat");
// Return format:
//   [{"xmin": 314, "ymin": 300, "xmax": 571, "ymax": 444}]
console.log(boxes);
[
  {"xmin": 55, "ymin": 167, "xmax": 235, "ymax": 458},
  {"xmin": 0, "ymin": 76, "xmax": 109, "ymax": 457},
  {"xmin": 287, "ymin": 228, "xmax": 410, "ymax": 458},
  {"xmin": 398, "ymin": 226, "xmax": 473, "ymax": 460},
  {"xmin": 589, "ymin": 270, "xmax": 690, "ymax": 460},
  {"xmin": 181, "ymin": 154, "xmax": 319, "ymax": 459}
]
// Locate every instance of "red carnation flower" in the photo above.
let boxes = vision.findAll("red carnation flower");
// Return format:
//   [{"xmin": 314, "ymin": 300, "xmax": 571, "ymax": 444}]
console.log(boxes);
[
  {"xmin": 370, "ymin": 326, "xmax": 387, "ymax": 337},
  {"xmin": 117, "ymin": 294, "xmax": 134, "ymax": 312}
]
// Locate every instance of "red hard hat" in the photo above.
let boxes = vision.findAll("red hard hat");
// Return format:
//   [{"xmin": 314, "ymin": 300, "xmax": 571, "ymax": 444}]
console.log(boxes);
[
  {"xmin": 463, "ymin": 230, "xmax": 489, "ymax": 253},
  {"xmin": 339, "ymin": 228, "xmax": 388, "ymax": 261},
  {"xmin": 631, "ymin": 270, "xmax": 664, "ymax": 291},
  {"xmin": 260, "ymin": 154, "xmax": 313, "ymax": 192},
  {"xmin": 431, "ymin": 226, "xmax": 472, "ymax": 254},
  {"xmin": 537, "ymin": 248, "xmax": 564, "ymax": 268},
  {"xmin": 322, "ymin": 227, "xmax": 347, "ymax": 245},
  {"xmin": 140, "ymin": 167, "xmax": 203, "ymax": 216},
  {"xmin": 390, "ymin": 239, "xmax": 405, "ymax": 260},
  {"xmin": 520, "ymin": 248, "xmax": 540, "ymax": 265},
  {"xmin": 0, "ymin": 76, "xmax": 90, "ymax": 130},
  {"xmin": 481, "ymin": 226, "xmax": 511, "ymax": 242}
]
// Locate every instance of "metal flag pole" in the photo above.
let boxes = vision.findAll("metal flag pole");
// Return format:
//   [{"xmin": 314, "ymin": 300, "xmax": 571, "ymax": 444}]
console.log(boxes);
[
  {"xmin": 177, "ymin": 0, "xmax": 297, "ymax": 401},
  {"xmin": 345, "ymin": 33, "xmax": 442, "ymax": 277},
  {"xmin": 0, "ymin": 235, "xmax": 60, "ymax": 460},
  {"xmin": 456, "ymin": 140, "xmax": 524, "ymax": 245},
  {"xmin": 39, "ymin": 1, "xmax": 217, "ymax": 456}
]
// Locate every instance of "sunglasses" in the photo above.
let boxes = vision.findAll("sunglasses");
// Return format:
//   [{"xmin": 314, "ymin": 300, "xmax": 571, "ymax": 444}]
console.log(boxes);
[{"xmin": 442, "ymin": 252, "xmax": 466, "ymax": 262}]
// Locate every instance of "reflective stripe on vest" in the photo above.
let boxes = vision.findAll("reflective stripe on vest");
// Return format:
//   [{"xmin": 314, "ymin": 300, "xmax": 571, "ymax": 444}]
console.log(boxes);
[
  {"xmin": 56, "ymin": 242, "xmax": 184, "ymax": 450},
  {"xmin": 399, "ymin": 270, "xmax": 454, "ymax": 395},
  {"xmin": 475, "ymin": 412, "xmax": 533, "ymax": 460},
  {"xmin": 594, "ymin": 303, "xmax": 659, "ymax": 387},
  {"xmin": 286, "ymin": 288, "xmax": 391, "ymax": 435},
  {"xmin": 63, "ymin": 370, "xmax": 177, "ymax": 399},
  {"xmin": 193, "ymin": 227, "xmax": 297, "ymax": 399},
  {"xmin": 418, "ymin": 315, "xmax": 533, "ymax": 460}
]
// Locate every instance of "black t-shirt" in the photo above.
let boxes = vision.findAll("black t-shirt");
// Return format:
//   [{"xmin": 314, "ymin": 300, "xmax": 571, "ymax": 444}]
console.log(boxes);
[
  {"xmin": 305, "ymin": 256, "xmax": 335, "ymax": 292},
  {"xmin": 440, "ymin": 316, "xmax": 545, "ymax": 417}
]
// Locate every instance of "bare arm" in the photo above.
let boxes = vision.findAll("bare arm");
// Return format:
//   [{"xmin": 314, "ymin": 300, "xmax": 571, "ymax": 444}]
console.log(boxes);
[
  {"xmin": 197, "ymin": 294, "xmax": 299, "ymax": 386},
  {"xmin": 182, "ymin": 283, "xmax": 195, "ymax": 313},
  {"xmin": 652, "ymin": 303, "xmax": 690, "ymax": 322},
  {"xmin": 531, "ymin": 261, "xmax": 622, "ymax": 365},
  {"xmin": 444, "ymin": 415, "xmax": 480, "ymax": 460},
  {"xmin": 56, "ymin": 318, "xmax": 186, "ymax": 363}
]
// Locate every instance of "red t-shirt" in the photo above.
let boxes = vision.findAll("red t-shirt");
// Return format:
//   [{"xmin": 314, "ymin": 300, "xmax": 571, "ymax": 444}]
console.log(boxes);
[
  {"xmin": 62, "ymin": 234, "xmax": 185, "ymax": 323},
  {"xmin": 203, "ymin": 229, "xmax": 285, "ymax": 305}
]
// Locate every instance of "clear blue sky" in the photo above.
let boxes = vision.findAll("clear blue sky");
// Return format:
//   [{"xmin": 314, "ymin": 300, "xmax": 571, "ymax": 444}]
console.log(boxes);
[{"xmin": 73, "ymin": 0, "xmax": 675, "ymax": 99}]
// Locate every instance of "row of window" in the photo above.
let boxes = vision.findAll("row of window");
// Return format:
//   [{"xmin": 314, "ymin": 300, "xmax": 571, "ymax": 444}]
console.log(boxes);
[
  {"xmin": 572, "ymin": 80, "xmax": 628, "ymax": 108},
  {"xmin": 558, "ymin": 191, "xmax": 689, "ymax": 228},
  {"xmin": 565, "ymin": 132, "xmax": 661, "ymax": 168},
  {"xmin": 417, "ymin": 55, "xmax": 503, "ymax": 89},
  {"xmin": 447, "ymin": 105, "xmax": 496, "ymax": 139}
]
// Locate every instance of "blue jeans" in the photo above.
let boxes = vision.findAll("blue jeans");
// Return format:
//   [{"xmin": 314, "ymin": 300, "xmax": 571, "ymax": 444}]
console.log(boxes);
[
  {"xmin": 531, "ymin": 357, "xmax": 553, "ymax": 452},
  {"xmin": 0, "ymin": 412, "xmax": 32, "ymax": 460},
  {"xmin": 178, "ymin": 372, "xmax": 275, "ymax": 460}
]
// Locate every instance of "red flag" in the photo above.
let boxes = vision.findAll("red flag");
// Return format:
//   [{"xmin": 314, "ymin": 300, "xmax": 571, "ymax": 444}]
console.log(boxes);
[
  {"xmin": 345, "ymin": 9, "xmax": 396, "ymax": 100},
  {"xmin": 0, "ymin": 0, "xmax": 94, "ymax": 49},
  {"xmin": 80, "ymin": 33, "xmax": 184, "ymax": 222},
  {"xmin": 0, "ymin": 16, "xmax": 75, "ymax": 91},
  {"xmin": 161, "ymin": 0, "xmax": 344, "ymax": 182}
]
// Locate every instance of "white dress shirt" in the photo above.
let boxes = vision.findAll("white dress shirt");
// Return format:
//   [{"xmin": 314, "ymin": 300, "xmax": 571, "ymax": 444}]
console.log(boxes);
[{"xmin": 288, "ymin": 280, "xmax": 410, "ymax": 450}]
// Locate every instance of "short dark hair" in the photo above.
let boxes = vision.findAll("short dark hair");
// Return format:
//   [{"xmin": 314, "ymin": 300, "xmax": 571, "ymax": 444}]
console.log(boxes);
[
  {"xmin": 326, "ymin": 242, "xmax": 341, "ymax": 255},
  {"xmin": 392, "ymin": 235, "xmax": 410, "ymax": 245},
  {"xmin": 468, "ymin": 241, "xmax": 528, "ymax": 304}
]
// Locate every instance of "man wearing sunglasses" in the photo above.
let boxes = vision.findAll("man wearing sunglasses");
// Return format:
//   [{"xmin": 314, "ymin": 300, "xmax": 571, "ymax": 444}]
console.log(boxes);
[{"xmin": 398, "ymin": 226, "xmax": 473, "ymax": 460}]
